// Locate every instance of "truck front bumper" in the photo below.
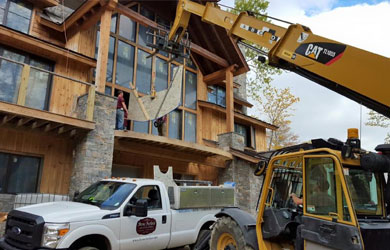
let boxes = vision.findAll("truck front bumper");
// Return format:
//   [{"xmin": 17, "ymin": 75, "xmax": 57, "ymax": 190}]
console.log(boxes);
[{"xmin": 0, "ymin": 237, "xmax": 67, "ymax": 250}]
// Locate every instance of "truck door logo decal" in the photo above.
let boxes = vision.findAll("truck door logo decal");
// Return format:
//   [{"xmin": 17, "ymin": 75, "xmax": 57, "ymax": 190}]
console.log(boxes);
[
  {"xmin": 295, "ymin": 42, "xmax": 346, "ymax": 65},
  {"xmin": 136, "ymin": 218, "xmax": 157, "ymax": 235}
]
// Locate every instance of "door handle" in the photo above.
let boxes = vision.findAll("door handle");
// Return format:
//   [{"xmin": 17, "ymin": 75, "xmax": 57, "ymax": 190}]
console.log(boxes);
[
  {"xmin": 162, "ymin": 215, "xmax": 167, "ymax": 224},
  {"xmin": 319, "ymin": 224, "xmax": 335, "ymax": 234}
]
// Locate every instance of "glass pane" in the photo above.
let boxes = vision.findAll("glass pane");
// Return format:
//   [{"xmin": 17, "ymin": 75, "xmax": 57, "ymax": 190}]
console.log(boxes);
[
  {"xmin": 207, "ymin": 86, "xmax": 217, "ymax": 104},
  {"xmin": 217, "ymin": 87, "xmax": 226, "ymax": 107},
  {"xmin": 119, "ymin": 15, "xmax": 136, "ymax": 42},
  {"xmin": 168, "ymin": 110, "xmax": 182, "ymax": 140},
  {"xmin": 342, "ymin": 189, "xmax": 351, "ymax": 222},
  {"xmin": 0, "ymin": 0, "xmax": 6, "ymax": 8},
  {"xmin": 105, "ymin": 86, "xmax": 112, "ymax": 95},
  {"xmin": 116, "ymin": 41, "xmax": 135, "ymax": 87},
  {"xmin": 170, "ymin": 64, "xmax": 182, "ymax": 106},
  {"xmin": 133, "ymin": 121, "xmax": 149, "ymax": 134},
  {"xmin": 345, "ymin": 169, "xmax": 381, "ymax": 216},
  {"xmin": 235, "ymin": 123, "xmax": 248, "ymax": 146},
  {"xmin": 184, "ymin": 112, "xmax": 196, "ymax": 142},
  {"xmin": 0, "ymin": 49, "xmax": 25, "ymax": 103},
  {"xmin": 9, "ymin": 0, "xmax": 31, "ymax": 17},
  {"xmin": 305, "ymin": 158, "xmax": 337, "ymax": 216},
  {"xmin": 25, "ymin": 68, "xmax": 50, "ymax": 110},
  {"xmin": 7, "ymin": 154, "xmax": 40, "ymax": 193},
  {"xmin": 0, "ymin": 153, "xmax": 9, "ymax": 193},
  {"xmin": 136, "ymin": 50, "xmax": 152, "ymax": 94},
  {"xmin": 7, "ymin": 0, "xmax": 32, "ymax": 33},
  {"xmin": 155, "ymin": 57, "xmax": 168, "ymax": 91},
  {"xmin": 6, "ymin": 13, "xmax": 29, "ymax": 33},
  {"xmin": 107, "ymin": 36, "xmax": 115, "ymax": 82},
  {"xmin": 111, "ymin": 14, "xmax": 117, "ymax": 33},
  {"xmin": 156, "ymin": 16, "xmax": 169, "ymax": 57},
  {"xmin": 138, "ymin": 25, "xmax": 153, "ymax": 48},
  {"xmin": 140, "ymin": 7, "xmax": 154, "ymax": 20},
  {"xmin": 185, "ymin": 70, "xmax": 197, "ymax": 109}
]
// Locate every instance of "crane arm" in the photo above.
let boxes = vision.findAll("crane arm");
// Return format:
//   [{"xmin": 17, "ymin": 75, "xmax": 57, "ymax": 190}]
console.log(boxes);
[{"xmin": 168, "ymin": 0, "xmax": 390, "ymax": 118}]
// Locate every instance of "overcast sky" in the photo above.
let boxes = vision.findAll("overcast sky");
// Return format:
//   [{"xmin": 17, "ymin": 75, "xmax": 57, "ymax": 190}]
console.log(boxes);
[{"xmin": 219, "ymin": 0, "xmax": 390, "ymax": 151}]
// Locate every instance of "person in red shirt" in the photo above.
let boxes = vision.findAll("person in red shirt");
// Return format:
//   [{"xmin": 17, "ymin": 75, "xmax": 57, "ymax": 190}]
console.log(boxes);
[{"xmin": 116, "ymin": 91, "xmax": 128, "ymax": 130}]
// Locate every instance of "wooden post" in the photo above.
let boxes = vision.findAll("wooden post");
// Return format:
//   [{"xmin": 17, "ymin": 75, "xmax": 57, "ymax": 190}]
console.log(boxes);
[
  {"xmin": 225, "ymin": 66, "xmax": 234, "ymax": 132},
  {"xmin": 95, "ymin": 8, "xmax": 113, "ymax": 93},
  {"xmin": 17, "ymin": 64, "xmax": 31, "ymax": 106},
  {"xmin": 86, "ymin": 86, "xmax": 96, "ymax": 121}
]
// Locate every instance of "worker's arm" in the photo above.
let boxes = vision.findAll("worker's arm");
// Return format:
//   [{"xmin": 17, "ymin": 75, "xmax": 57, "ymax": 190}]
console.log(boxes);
[
  {"xmin": 122, "ymin": 100, "xmax": 128, "ymax": 114},
  {"xmin": 290, "ymin": 193, "xmax": 303, "ymax": 205}
]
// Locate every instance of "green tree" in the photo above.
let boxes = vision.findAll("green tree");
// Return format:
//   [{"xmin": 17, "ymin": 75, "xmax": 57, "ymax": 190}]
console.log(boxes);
[
  {"xmin": 366, "ymin": 110, "xmax": 390, "ymax": 143},
  {"xmin": 232, "ymin": 0, "xmax": 300, "ymax": 149},
  {"xmin": 257, "ymin": 85, "xmax": 300, "ymax": 149}
]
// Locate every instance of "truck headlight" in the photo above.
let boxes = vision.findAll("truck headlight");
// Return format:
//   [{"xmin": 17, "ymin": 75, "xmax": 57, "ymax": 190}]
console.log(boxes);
[{"xmin": 41, "ymin": 223, "xmax": 70, "ymax": 248}]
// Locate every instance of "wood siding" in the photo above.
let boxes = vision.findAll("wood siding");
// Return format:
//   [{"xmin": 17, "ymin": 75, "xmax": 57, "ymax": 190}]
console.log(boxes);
[{"xmin": 0, "ymin": 127, "xmax": 74, "ymax": 194}]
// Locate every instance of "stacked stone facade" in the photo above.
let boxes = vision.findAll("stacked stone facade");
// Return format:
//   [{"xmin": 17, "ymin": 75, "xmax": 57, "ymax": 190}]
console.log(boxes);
[
  {"xmin": 69, "ymin": 92, "xmax": 117, "ymax": 195},
  {"xmin": 217, "ymin": 132, "xmax": 264, "ymax": 216}
]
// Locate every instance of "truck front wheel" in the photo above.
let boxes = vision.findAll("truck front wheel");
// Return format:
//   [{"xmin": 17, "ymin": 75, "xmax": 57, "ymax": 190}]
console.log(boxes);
[{"xmin": 210, "ymin": 217, "xmax": 253, "ymax": 250}]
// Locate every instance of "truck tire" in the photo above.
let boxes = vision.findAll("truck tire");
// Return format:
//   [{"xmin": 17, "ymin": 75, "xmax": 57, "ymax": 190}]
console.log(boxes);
[
  {"xmin": 210, "ymin": 217, "xmax": 253, "ymax": 250},
  {"xmin": 192, "ymin": 229, "xmax": 210, "ymax": 250},
  {"xmin": 78, "ymin": 247, "xmax": 99, "ymax": 250}
]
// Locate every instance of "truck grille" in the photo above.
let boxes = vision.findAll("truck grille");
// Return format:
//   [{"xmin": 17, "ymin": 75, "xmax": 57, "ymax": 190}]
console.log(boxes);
[{"xmin": 4, "ymin": 210, "xmax": 44, "ymax": 250}]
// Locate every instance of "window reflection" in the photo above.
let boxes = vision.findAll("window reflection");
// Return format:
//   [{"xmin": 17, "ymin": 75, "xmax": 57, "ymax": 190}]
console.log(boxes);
[
  {"xmin": 2, "ymin": 0, "xmax": 32, "ymax": 34},
  {"xmin": 133, "ymin": 121, "xmax": 149, "ymax": 134},
  {"xmin": 169, "ymin": 110, "xmax": 182, "ymax": 140},
  {"xmin": 185, "ymin": 70, "xmax": 197, "ymax": 109},
  {"xmin": 136, "ymin": 50, "xmax": 152, "ymax": 94},
  {"xmin": 119, "ymin": 15, "xmax": 135, "ymax": 42},
  {"xmin": 184, "ymin": 112, "xmax": 196, "ymax": 142},
  {"xmin": 155, "ymin": 57, "xmax": 168, "ymax": 91},
  {"xmin": 116, "ymin": 41, "xmax": 134, "ymax": 87}
]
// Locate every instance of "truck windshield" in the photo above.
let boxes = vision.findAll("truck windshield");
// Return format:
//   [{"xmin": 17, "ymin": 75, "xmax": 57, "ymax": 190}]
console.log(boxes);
[
  {"xmin": 74, "ymin": 181, "xmax": 136, "ymax": 210},
  {"xmin": 344, "ymin": 168, "xmax": 383, "ymax": 216}
]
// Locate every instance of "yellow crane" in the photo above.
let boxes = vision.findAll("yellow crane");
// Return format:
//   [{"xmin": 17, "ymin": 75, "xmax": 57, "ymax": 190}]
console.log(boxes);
[{"xmin": 151, "ymin": 1, "xmax": 390, "ymax": 249}]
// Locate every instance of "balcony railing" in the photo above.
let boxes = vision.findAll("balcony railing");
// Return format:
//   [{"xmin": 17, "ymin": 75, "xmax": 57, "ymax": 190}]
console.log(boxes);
[{"xmin": 0, "ymin": 55, "xmax": 95, "ymax": 121}]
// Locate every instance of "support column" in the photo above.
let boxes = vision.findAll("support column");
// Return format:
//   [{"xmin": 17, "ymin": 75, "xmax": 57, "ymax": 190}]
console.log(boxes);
[
  {"xmin": 69, "ymin": 92, "xmax": 117, "ymax": 195},
  {"xmin": 95, "ymin": 8, "xmax": 113, "ymax": 93},
  {"xmin": 225, "ymin": 67, "xmax": 234, "ymax": 132}
]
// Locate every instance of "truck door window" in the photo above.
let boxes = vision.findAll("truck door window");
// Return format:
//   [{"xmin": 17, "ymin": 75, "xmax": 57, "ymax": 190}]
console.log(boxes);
[
  {"xmin": 131, "ymin": 185, "xmax": 162, "ymax": 210},
  {"xmin": 305, "ymin": 158, "xmax": 337, "ymax": 216}
]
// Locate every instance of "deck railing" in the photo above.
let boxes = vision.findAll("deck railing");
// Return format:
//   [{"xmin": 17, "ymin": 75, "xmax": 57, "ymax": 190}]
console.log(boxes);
[{"xmin": 0, "ymin": 55, "xmax": 95, "ymax": 121}]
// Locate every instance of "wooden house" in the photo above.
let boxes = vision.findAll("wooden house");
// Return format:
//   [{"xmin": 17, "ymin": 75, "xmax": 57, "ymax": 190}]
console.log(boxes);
[{"xmin": 0, "ymin": 0, "xmax": 277, "ymax": 200}]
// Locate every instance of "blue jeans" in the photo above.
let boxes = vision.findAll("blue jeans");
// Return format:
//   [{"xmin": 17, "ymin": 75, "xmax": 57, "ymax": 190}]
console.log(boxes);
[{"xmin": 116, "ymin": 109, "xmax": 124, "ymax": 130}]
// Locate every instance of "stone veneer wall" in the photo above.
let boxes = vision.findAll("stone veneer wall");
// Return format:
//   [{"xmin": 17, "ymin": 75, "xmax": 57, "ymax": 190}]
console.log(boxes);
[
  {"xmin": 217, "ymin": 132, "xmax": 264, "ymax": 216},
  {"xmin": 69, "ymin": 92, "xmax": 116, "ymax": 195}
]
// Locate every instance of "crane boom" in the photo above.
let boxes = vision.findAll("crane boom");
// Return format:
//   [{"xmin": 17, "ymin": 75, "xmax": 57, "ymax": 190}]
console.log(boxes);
[{"xmin": 168, "ymin": 0, "xmax": 390, "ymax": 118}]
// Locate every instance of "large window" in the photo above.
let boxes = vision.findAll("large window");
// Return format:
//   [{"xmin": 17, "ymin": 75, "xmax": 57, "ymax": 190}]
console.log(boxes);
[
  {"xmin": 0, "ymin": 46, "xmax": 53, "ymax": 110},
  {"xmin": 95, "ymin": 3, "xmax": 198, "ymax": 142},
  {"xmin": 0, "ymin": 0, "xmax": 33, "ymax": 34},
  {"xmin": 0, "ymin": 152, "xmax": 41, "ymax": 194}
]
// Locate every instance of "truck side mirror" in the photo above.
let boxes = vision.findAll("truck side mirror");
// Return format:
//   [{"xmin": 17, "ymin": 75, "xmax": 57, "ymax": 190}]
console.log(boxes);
[
  {"xmin": 125, "ymin": 199, "xmax": 148, "ymax": 217},
  {"xmin": 73, "ymin": 191, "xmax": 80, "ymax": 201}
]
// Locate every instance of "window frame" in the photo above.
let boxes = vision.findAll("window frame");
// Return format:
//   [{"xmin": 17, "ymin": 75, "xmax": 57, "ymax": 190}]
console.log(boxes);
[
  {"xmin": 95, "ymin": 3, "xmax": 199, "ymax": 141},
  {"xmin": 0, "ymin": 151, "xmax": 43, "ymax": 194},
  {"xmin": 0, "ymin": 0, "xmax": 33, "ymax": 34},
  {"xmin": 0, "ymin": 44, "xmax": 54, "ymax": 110},
  {"xmin": 303, "ymin": 155, "xmax": 357, "ymax": 226}
]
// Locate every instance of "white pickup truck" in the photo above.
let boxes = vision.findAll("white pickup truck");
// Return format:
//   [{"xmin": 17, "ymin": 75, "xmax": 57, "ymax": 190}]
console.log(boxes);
[{"xmin": 0, "ymin": 167, "xmax": 234, "ymax": 250}]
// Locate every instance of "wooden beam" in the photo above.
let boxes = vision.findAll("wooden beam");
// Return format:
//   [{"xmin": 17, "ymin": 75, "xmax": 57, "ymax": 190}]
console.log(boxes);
[
  {"xmin": 203, "ymin": 68, "xmax": 228, "ymax": 84},
  {"xmin": 230, "ymin": 149, "xmax": 259, "ymax": 164},
  {"xmin": 1, "ymin": 115, "xmax": 16, "ymax": 125},
  {"xmin": 16, "ymin": 65, "xmax": 31, "ymax": 106},
  {"xmin": 226, "ymin": 67, "xmax": 234, "ymax": 132},
  {"xmin": 67, "ymin": 5, "xmax": 108, "ymax": 38},
  {"xmin": 115, "ymin": 130, "xmax": 233, "ymax": 159},
  {"xmin": 198, "ymin": 100, "xmax": 278, "ymax": 130},
  {"xmin": 17, "ymin": 117, "xmax": 34, "ymax": 127},
  {"xmin": 44, "ymin": 123, "xmax": 51, "ymax": 132},
  {"xmin": 64, "ymin": 0, "xmax": 102, "ymax": 30},
  {"xmin": 115, "ymin": 139, "xmax": 228, "ymax": 168},
  {"xmin": 26, "ymin": 0, "xmax": 58, "ymax": 8},
  {"xmin": 31, "ymin": 120, "xmax": 48, "ymax": 129},
  {"xmin": 0, "ymin": 101, "xmax": 95, "ymax": 130},
  {"xmin": 36, "ymin": 15, "xmax": 63, "ymax": 32},
  {"xmin": 116, "ymin": 3, "xmax": 229, "ymax": 68},
  {"xmin": 0, "ymin": 26, "xmax": 96, "ymax": 68},
  {"xmin": 95, "ymin": 8, "xmax": 113, "ymax": 93},
  {"xmin": 70, "ymin": 129, "xmax": 77, "ymax": 137}
]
